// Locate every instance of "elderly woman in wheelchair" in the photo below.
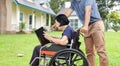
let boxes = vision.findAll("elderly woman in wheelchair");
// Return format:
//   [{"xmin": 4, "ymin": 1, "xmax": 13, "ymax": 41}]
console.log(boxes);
[{"xmin": 30, "ymin": 14, "xmax": 88, "ymax": 66}]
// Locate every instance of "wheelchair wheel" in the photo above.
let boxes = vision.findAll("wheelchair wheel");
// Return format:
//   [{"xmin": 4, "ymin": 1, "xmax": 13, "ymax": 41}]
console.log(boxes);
[{"xmin": 49, "ymin": 49, "xmax": 88, "ymax": 66}]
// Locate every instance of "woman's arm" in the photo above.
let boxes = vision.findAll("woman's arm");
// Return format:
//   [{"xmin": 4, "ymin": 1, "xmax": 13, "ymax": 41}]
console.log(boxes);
[{"xmin": 44, "ymin": 33, "xmax": 68, "ymax": 46}]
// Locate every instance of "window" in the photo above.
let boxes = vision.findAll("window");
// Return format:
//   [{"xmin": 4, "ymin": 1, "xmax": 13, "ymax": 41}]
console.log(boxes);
[
  {"xmin": 29, "ymin": 15, "xmax": 32, "ymax": 29},
  {"xmin": 69, "ymin": 19, "xmax": 78, "ymax": 30},
  {"xmin": 34, "ymin": 16, "xmax": 36, "ymax": 28},
  {"xmin": 29, "ymin": 15, "xmax": 32, "ymax": 25},
  {"xmin": 20, "ymin": 12, "xmax": 23, "ymax": 22}
]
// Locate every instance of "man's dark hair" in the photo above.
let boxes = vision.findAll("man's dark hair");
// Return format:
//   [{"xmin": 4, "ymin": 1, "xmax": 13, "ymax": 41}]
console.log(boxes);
[{"xmin": 55, "ymin": 14, "xmax": 69, "ymax": 26}]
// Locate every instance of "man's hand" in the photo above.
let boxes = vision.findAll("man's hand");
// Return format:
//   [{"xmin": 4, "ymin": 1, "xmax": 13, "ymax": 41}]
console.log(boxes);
[{"xmin": 80, "ymin": 26, "xmax": 88, "ymax": 34}]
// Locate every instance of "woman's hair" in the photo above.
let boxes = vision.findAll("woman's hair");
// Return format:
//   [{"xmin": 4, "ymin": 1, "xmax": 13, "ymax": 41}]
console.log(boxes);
[{"xmin": 55, "ymin": 14, "xmax": 69, "ymax": 26}]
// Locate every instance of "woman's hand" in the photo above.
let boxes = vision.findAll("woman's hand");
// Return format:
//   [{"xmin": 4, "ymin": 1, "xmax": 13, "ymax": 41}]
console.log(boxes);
[
  {"xmin": 51, "ymin": 24, "xmax": 57, "ymax": 30},
  {"xmin": 43, "ymin": 32, "xmax": 51, "ymax": 41}
]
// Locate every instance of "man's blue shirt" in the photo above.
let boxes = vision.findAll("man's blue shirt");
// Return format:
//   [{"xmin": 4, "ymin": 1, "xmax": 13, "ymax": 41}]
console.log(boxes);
[{"xmin": 70, "ymin": 0, "xmax": 101, "ymax": 24}]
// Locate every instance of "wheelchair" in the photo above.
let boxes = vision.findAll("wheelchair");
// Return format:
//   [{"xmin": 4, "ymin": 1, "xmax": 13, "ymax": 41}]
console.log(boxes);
[{"xmin": 30, "ymin": 29, "xmax": 89, "ymax": 66}]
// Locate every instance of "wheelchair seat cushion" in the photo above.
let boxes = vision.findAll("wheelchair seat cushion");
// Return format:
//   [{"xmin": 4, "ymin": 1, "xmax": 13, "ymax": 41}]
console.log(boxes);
[
  {"xmin": 47, "ymin": 44, "xmax": 66, "ymax": 52},
  {"xmin": 40, "ymin": 44, "xmax": 66, "ymax": 56}
]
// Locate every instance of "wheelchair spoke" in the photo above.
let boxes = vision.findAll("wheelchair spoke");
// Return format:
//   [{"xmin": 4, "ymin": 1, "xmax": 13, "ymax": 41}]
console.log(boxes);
[
  {"xmin": 72, "ymin": 54, "xmax": 83, "ymax": 61},
  {"xmin": 70, "ymin": 54, "xmax": 83, "ymax": 66},
  {"xmin": 53, "ymin": 57, "xmax": 67, "ymax": 66}
]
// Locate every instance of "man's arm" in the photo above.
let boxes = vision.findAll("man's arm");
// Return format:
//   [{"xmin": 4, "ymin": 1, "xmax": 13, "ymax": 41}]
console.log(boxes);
[
  {"xmin": 64, "ymin": 8, "xmax": 74, "ymax": 17},
  {"xmin": 80, "ymin": 5, "xmax": 92, "ymax": 34},
  {"xmin": 84, "ymin": 6, "xmax": 91, "ymax": 27}
]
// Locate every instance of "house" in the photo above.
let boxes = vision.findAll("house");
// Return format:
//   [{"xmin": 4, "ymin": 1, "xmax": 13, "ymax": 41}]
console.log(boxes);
[
  {"xmin": 57, "ymin": 2, "xmax": 82, "ymax": 30},
  {"xmin": 0, "ymin": 0, "xmax": 56, "ymax": 34},
  {"xmin": 69, "ymin": 11, "xmax": 82, "ymax": 30}
]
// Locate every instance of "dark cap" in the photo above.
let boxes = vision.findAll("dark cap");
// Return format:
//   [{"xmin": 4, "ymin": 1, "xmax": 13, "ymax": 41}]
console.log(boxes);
[{"xmin": 55, "ymin": 14, "xmax": 69, "ymax": 26}]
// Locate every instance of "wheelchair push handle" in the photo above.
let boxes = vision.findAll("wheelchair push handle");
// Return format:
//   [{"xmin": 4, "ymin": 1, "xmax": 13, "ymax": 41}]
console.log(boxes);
[{"xmin": 76, "ymin": 28, "xmax": 84, "ymax": 37}]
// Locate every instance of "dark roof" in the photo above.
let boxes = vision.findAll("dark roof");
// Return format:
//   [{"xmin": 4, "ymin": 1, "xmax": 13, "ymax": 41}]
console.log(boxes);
[{"xmin": 13, "ymin": 0, "xmax": 56, "ymax": 16}]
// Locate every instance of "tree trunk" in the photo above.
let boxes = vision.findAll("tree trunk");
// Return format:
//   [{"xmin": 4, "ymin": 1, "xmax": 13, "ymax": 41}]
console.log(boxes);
[{"xmin": 0, "ymin": 0, "xmax": 7, "ymax": 34}]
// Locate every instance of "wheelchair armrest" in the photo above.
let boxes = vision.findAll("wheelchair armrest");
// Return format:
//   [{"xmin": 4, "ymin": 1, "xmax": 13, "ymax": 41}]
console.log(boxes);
[
  {"xmin": 40, "ymin": 43, "xmax": 53, "ymax": 49},
  {"xmin": 66, "ymin": 44, "xmax": 73, "ymax": 49}
]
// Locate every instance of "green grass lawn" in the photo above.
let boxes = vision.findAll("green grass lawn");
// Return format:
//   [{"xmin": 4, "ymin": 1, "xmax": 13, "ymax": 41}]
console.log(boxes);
[{"xmin": 0, "ymin": 32, "xmax": 120, "ymax": 66}]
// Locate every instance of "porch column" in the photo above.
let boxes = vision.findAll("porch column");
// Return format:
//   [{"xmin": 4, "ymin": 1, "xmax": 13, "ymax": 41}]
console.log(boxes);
[
  {"xmin": 40, "ymin": 14, "xmax": 43, "ymax": 26},
  {"xmin": 32, "ymin": 12, "xmax": 35, "ymax": 29},
  {"xmin": 16, "ymin": 5, "xmax": 20, "ymax": 30},
  {"xmin": 48, "ymin": 15, "xmax": 51, "ymax": 27}
]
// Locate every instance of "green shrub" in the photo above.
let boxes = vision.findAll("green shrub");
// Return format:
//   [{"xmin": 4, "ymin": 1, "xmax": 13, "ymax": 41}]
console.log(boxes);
[{"xmin": 19, "ymin": 22, "xmax": 25, "ymax": 32}]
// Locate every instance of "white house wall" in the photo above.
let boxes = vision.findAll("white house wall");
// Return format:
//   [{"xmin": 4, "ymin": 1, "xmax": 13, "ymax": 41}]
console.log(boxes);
[
  {"xmin": 40, "ymin": 13, "xmax": 46, "ymax": 27},
  {"xmin": 34, "ymin": 12, "xmax": 46, "ymax": 29},
  {"xmin": 35, "ymin": 12, "xmax": 41, "ymax": 29},
  {"xmin": 6, "ymin": 0, "xmax": 16, "ymax": 32},
  {"xmin": 12, "ymin": 3, "xmax": 18, "ymax": 31}
]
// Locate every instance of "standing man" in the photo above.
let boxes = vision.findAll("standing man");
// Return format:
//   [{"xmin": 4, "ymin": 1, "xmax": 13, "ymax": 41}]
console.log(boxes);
[{"xmin": 52, "ymin": 0, "xmax": 109, "ymax": 66}]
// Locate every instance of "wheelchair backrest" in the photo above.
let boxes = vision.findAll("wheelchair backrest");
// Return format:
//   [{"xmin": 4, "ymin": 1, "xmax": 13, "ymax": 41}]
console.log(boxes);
[{"xmin": 71, "ymin": 29, "xmax": 81, "ymax": 50}]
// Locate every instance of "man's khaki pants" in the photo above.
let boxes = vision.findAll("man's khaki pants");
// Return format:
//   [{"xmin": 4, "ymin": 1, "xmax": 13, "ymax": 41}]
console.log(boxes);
[{"xmin": 84, "ymin": 20, "xmax": 109, "ymax": 66}]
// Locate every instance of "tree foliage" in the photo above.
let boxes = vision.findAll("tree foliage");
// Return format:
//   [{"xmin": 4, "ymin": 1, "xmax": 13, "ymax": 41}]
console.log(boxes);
[
  {"xmin": 107, "ymin": 11, "xmax": 120, "ymax": 32},
  {"xmin": 107, "ymin": 11, "xmax": 120, "ymax": 23},
  {"xmin": 96, "ymin": 0, "xmax": 115, "ymax": 20},
  {"xmin": 96, "ymin": 0, "xmax": 120, "ymax": 31},
  {"xmin": 50, "ymin": 0, "xmax": 67, "ymax": 13}
]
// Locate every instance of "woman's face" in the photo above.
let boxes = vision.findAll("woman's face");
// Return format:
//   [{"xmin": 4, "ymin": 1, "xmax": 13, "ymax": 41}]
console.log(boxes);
[
  {"xmin": 55, "ymin": 20, "xmax": 60, "ymax": 28},
  {"xmin": 58, "ymin": 26, "xmax": 63, "ymax": 31},
  {"xmin": 55, "ymin": 20, "xmax": 63, "ymax": 31}
]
